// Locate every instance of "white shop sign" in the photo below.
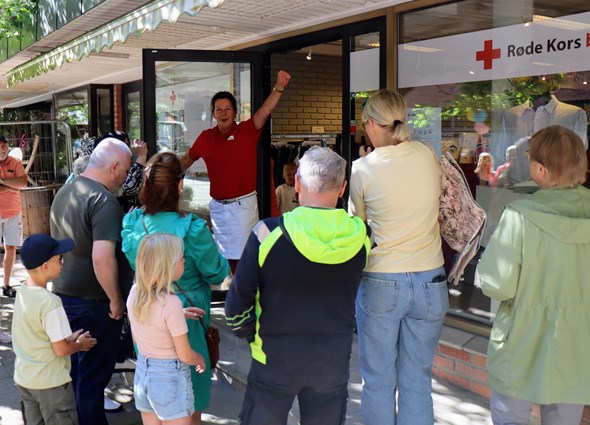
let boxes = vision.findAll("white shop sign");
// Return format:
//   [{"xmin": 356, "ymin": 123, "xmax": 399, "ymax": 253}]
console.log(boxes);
[{"xmin": 398, "ymin": 11, "xmax": 590, "ymax": 88}]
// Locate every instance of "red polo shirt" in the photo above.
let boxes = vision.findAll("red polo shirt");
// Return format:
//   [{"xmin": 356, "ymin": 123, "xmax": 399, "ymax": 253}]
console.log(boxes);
[
  {"xmin": 0, "ymin": 156, "xmax": 26, "ymax": 218},
  {"xmin": 188, "ymin": 118, "xmax": 261, "ymax": 200}
]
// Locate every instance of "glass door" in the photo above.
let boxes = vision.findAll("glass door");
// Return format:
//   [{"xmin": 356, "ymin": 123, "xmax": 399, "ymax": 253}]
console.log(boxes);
[
  {"xmin": 348, "ymin": 31, "xmax": 386, "ymax": 165},
  {"xmin": 143, "ymin": 50, "xmax": 267, "ymax": 219}
]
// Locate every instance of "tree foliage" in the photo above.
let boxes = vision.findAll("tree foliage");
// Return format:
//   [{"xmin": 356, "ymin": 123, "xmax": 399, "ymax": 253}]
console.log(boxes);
[{"xmin": 0, "ymin": 0, "xmax": 36, "ymax": 40}]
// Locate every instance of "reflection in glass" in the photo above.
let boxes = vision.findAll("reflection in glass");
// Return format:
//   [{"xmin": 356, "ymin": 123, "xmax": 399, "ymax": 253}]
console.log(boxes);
[
  {"xmin": 126, "ymin": 91, "xmax": 141, "ymax": 141},
  {"xmin": 96, "ymin": 88, "xmax": 112, "ymax": 136},
  {"xmin": 55, "ymin": 89, "xmax": 89, "ymax": 142},
  {"xmin": 399, "ymin": 1, "xmax": 590, "ymax": 326},
  {"xmin": 154, "ymin": 61, "xmax": 251, "ymax": 218}
]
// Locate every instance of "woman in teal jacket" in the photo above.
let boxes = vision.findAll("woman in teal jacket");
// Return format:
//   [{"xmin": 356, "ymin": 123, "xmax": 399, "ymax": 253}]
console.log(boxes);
[
  {"xmin": 121, "ymin": 152, "xmax": 229, "ymax": 425},
  {"xmin": 477, "ymin": 125, "xmax": 590, "ymax": 425}
]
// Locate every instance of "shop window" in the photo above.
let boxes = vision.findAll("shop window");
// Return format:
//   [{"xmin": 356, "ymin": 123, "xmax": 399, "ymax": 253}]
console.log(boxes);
[
  {"xmin": 96, "ymin": 88, "xmax": 113, "ymax": 136},
  {"xmin": 57, "ymin": 0, "xmax": 82, "ymax": 28},
  {"xmin": 398, "ymin": 0, "xmax": 590, "ymax": 325},
  {"xmin": 125, "ymin": 90, "xmax": 142, "ymax": 142},
  {"xmin": 55, "ymin": 88, "xmax": 89, "ymax": 145}
]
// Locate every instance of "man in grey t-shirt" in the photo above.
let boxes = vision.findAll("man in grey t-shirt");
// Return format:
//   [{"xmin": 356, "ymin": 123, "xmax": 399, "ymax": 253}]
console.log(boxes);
[{"xmin": 50, "ymin": 138, "xmax": 132, "ymax": 425}]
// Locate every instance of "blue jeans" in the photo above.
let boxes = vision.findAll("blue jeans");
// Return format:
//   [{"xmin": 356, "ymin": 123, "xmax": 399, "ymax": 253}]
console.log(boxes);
[
  {"xmin": 356, "ymin": 267, "xmax": 448, "ymax": 425},
  {"xmin": 58, "ymin": 295, "xmax": 122, "ymax": 425}
]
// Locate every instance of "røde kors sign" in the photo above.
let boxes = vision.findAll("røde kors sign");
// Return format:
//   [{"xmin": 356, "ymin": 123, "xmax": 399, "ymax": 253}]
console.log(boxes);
[{"xmin": 398, "ymin": 11, "xmax": 590, "ymax": 88}]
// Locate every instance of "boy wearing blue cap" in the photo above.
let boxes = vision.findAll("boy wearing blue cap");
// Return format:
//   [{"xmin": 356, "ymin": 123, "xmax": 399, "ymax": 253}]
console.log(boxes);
[{"xmin": 12, "ymin": 234, "xmax": 97, "ymax": 425}]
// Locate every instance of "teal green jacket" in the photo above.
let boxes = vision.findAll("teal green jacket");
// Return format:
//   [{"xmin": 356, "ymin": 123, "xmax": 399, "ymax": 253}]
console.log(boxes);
[
  {"xmin": 478, "ymin": 186, "xmax": 590, "ymax": 404},
  {"xmin": 121, "ymin": 209, "xmax": 229, "ymax": 325}
]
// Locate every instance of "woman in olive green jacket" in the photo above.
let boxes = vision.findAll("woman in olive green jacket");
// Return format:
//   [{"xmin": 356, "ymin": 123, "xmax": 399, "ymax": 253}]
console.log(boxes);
[{"xmin": 477, "ymin": 125, "xmax": 590, "ymax": 425}]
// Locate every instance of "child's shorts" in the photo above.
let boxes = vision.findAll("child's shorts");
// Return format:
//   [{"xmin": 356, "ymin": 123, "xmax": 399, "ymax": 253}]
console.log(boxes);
[{"xmin": 134, "ymin": 353, "xmax": 195, "ymax": 420}]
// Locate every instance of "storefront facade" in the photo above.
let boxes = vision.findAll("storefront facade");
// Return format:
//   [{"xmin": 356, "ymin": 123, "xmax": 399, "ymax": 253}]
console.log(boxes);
[{"xmin": 2, "ymin": 0, "xmax": 590, "ymax": 416}]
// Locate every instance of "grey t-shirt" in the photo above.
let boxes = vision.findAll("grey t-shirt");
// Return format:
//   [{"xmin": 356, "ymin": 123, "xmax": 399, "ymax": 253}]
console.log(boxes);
[{"xmin": 50, "ymin": 175, "xmax": 133, "ymax": 300}]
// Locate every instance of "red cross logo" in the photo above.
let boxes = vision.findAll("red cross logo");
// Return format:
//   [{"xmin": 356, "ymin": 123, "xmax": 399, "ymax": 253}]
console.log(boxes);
[
  {"xmin": 476, "ymin": 40, "xmax": 501, "ymax": 70},
  {"xmin": 170, "ymin": 90, "xmax": 177, "ymax": 106}
]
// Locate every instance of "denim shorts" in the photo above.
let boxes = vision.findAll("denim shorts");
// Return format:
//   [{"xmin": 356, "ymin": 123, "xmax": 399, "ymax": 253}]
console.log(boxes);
[{"xmin": 134, "ymin": 353, "xmax": 195, "ymax": 420}]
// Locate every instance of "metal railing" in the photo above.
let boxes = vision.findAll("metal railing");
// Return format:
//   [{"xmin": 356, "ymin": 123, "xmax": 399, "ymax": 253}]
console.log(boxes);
[{"xmin": 0, "ymin": 120, "xmax": 73, "ymax": 185}]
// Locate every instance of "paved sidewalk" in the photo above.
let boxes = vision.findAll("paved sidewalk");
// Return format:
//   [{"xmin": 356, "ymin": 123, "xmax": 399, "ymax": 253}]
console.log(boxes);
[{"xmin": 1, "ymin": 255, "xmax": 492, "ymax": 425}]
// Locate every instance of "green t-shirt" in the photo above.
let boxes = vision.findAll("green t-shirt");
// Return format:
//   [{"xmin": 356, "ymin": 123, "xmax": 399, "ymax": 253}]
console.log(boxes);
[
  {"xmin": 50, "ymin": 175, "xmax": 133, "ymax": 299},
  {"xmin": 12, "ymin": 285, "xmax": 72, "ymax": 389}
]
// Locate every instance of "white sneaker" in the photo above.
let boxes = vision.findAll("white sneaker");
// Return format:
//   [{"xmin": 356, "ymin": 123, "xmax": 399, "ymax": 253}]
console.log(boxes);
[
  {"xmin": 104, "ymin": 396, "xmax": 121, "ymax": 412},
  {"xmin": 0, "ymin": 331, "xmax": 12, "ymax": 344}
]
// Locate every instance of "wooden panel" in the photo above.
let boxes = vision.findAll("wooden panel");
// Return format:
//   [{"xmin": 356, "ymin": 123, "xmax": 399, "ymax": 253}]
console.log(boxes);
[{"xmin": 19, "ymin": 186, "xmax": 59, "ymax": 237}]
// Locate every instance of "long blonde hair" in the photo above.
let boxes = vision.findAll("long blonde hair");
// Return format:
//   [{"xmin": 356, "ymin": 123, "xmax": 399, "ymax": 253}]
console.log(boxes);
[{"xmin": 133, "ymin": 233, "xmax": 183, "ymax": 324}]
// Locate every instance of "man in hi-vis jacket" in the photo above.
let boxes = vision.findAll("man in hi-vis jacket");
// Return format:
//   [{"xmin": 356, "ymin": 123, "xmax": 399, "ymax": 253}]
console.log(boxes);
[{"xmin": 226, "ymin": 146, "xmax": 370, "ymax": 425}]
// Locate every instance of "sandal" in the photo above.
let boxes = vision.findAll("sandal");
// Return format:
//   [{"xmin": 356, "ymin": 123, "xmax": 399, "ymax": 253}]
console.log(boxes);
[{"xmin": 2, "ymin": 286, "xmax": 16, "ymax": 298}]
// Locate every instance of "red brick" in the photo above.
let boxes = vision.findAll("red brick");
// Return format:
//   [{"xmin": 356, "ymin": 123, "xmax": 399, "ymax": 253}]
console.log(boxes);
[
  {"xmin": 470, "ymin": 382, "xmax": 491, "ymax": 398},
  {"xmin": 434, "ymin": 368, "xmax": 470, "ymax": 390},
  {"xmin": 439, "ymin": 344, "xmax": 472, "ymax": 362},
  {"xmin": 433, "ymin": 355, "xmax": 454, "ymax": 371},
  {"xmin": 583, "ymin": 406, "xmax": 590, "ymax": 421},
  {"xmin": 455, "ymin": 362, "xmax": 489, "ymax": 384},
  {"xmin": 472, "ymin": 353, "xmax": 487, "ymax": 370}
]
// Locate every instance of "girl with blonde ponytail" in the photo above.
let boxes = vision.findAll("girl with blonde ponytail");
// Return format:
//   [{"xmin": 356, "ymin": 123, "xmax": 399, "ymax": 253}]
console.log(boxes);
[{"xmin": 127, "ymin": 233, "xmax": 206, "ymax": 425}]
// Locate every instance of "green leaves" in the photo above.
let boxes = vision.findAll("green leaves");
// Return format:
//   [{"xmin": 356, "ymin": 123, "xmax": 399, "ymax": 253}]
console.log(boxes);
[{"xmin": 0, "ymin": 0, "xmax": 36, "ymax": 41}]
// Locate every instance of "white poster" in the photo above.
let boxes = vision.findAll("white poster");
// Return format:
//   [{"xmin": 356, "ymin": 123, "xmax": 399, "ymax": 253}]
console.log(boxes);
[
  {"xmin": 398, "ymin": 11, "xmax": 590, "ymax": 88},
  {"xmin": 407, "ymin": 107, "xmax": 442, "ymax": 156},
  {"xmin": 350, "ymin": 48, "xmax": 379, "ymax": 92}
]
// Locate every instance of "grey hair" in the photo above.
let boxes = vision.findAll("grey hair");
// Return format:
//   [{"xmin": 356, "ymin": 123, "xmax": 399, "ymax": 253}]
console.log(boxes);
[
  {"xmin": 296, "ymin": 146, "xmax": 345, "ymax": 193},
  {"xmin": 87, "ymin": 137, "xmax": 131, "ymax": 170},
  {"xmin": 362, "ymin": 90, "xmax": 411, "ymax": 144}
]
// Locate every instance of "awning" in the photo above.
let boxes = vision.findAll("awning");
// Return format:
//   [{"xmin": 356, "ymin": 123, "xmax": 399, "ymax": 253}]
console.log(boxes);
[{"xmin": 7, "ymin": 0, "xmax": 224, "ymax": 87}]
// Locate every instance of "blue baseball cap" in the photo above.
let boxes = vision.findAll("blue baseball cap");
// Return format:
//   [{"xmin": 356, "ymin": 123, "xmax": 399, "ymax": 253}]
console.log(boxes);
[{"xmin": 20, "ymin": 234, "xmax": 75, "ymax": 270}]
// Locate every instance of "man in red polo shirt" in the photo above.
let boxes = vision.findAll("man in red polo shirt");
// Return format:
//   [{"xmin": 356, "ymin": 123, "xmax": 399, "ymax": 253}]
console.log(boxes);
[{"xmin": 0, "ymin": 135, "xmax": 28, "ymax": 343}]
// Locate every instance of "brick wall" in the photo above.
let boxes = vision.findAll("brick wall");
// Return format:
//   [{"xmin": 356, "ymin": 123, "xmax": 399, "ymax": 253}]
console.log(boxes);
[
  {"xmin": 433, "ymin": 341, "xmax": 590, "ymax": 424},
  {"xmin": 270, "ymin": 53, "xmax": 342, "ymax": 135}
]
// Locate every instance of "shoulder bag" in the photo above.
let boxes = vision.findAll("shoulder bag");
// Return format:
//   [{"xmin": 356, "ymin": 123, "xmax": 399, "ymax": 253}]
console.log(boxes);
[
  {"xmin": 438, "ymin": 152, "xmax": 486, "ymax": 284},
  {"xmin": 173, "ymin": 282, "xmax": 220, "ymax": 370}
]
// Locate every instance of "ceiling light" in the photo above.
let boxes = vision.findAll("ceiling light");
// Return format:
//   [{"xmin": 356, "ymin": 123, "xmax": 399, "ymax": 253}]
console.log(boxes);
[
  {"xmin": 306, "ymin": 50, "xmax": 312, "ymax": 61},
  {"xmin": 532, "ymin": 15, "xmax": 590, "ymax": 31},
  {"xmin": 403, "ymin": 45, "xmax": 442, "ymax": 53}
]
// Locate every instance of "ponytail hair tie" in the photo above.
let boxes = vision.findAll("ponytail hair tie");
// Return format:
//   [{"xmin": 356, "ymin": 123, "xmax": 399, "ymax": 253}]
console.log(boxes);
[{"xmin": 393, "ymin": 120, "xmax": 403, "ymax": 129}]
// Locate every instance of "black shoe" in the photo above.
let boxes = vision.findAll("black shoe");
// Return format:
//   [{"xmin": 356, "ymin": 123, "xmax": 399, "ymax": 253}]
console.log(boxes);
[{"xmin": 2, "ymin": 286, "xmax": 16, "ymax": 298}]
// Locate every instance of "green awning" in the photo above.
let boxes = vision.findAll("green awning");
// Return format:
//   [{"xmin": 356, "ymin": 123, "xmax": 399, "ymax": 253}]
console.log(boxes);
[{"xmin": 7, "ymin": 0, "xmax": 224, "ymax": 87}]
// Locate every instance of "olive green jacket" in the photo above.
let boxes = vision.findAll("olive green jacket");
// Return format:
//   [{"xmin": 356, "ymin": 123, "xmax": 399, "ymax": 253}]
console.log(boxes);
[{"xmin": 477, "ymin": 186, "xmax": 590, "ymax": 404}]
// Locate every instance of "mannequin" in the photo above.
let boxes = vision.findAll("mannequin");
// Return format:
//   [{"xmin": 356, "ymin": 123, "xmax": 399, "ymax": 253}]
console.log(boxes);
[
  {"xmin": 488, "ymin": 145, "xmax": 516, "ymax": 188},
  {"xmin": 474, "ymin": 152, "xmax": 493, "ymax": 185},
  {"xmin": 496, "ymin": 92, "xmax": 587, "ymax": 167}
]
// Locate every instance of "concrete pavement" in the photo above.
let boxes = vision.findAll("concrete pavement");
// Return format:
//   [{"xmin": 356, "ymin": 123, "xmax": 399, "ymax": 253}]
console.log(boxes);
[{"xmin": 0, "ymin": 255, "xmax": 492, "ymax": 425}]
